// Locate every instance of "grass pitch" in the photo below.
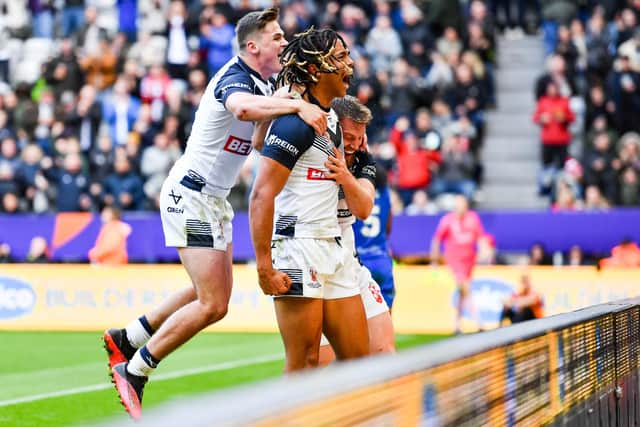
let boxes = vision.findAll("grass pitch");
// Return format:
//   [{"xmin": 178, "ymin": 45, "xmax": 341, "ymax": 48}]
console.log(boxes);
[{"xmin": 0, "ymin": 331, "xmax": 444, "ymax": 426}]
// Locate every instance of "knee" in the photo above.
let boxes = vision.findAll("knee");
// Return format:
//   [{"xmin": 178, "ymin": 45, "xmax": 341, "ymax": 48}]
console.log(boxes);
[{"xmin": 200, "ymin": 300, "xmax": 229, "ymax": 325}]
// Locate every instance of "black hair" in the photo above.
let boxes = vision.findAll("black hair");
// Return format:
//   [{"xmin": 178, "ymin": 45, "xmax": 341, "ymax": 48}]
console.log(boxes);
[{"xmin": 276, "ymin": 27, "xmax": 347, "ymax": 89}]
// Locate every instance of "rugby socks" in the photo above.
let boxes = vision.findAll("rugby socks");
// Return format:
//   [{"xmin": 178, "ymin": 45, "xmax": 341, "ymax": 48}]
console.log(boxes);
[
  {"xmin": 127, "ymin": 345, "xmax": 160, "ymax": 377},
  {"xmin": 125, "ymin": 316, "xmax": 155, "ymax": 348}
]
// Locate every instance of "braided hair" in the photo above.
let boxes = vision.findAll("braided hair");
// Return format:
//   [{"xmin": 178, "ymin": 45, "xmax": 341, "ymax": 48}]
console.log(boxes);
[{"xmin": 276, "ymin": 27, "xmax": 348, "ymax": 89}]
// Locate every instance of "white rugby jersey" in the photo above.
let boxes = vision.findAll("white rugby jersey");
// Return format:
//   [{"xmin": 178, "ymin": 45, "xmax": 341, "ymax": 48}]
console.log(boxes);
[
  {"xmin": 168, "ymin": 56, "xmax": 273, "ymax": 197},
  {"xmin": 337, "ymin": 150, "xmax": 377, "ymax": 231},
  {"xmin": 262, "ymin": 108, "xmax": 343, "ymax": 239}
]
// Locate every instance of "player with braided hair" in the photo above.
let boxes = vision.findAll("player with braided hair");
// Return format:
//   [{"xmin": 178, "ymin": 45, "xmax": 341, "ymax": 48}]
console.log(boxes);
[{"xmin": 250, "ymin": 28, "xmax": 370, "ymax": 372}]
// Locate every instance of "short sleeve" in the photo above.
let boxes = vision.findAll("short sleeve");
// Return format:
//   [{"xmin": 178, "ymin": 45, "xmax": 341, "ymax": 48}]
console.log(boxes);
[
  {"xmin": 351, "ymin": 151, "xmax": 376, "ymax": 185},
  {"xmin": 261, "ymin": 115, "xmax": 315, "ymax": 170},
  {"xmin": 214, "ymin": 69, "xmax": 255, "ymax": 107}
]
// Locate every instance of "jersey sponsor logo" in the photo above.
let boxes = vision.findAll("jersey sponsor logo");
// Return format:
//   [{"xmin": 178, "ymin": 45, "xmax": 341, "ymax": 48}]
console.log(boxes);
[
  {"xmin": 218, "ymin": 82, "xmax": 252, "ymax": 95},
  {"xmin": 169, "ymin": 190, "xmax": 182, "ymax": 205},
  {"xmin": 166, "ymin": 206, "xmax": 184, "ymax": 214},
  {"xmin": 265, "ymin": 134, "xmax": 300, "ymax": 156},
  {"xmin": 361, "ymin": 165, "xmax": 376, "ymax": 178},
  {"xmin": 223, "ymin": 135, "xmax": 252, "ymax": 155},
  {"xmin": 0, "ymin": 277, "xmax": 36, "ymax": 319},
  {"xmin": 307, "ymin": 168, "xmax": 331, "ymax": 181}
]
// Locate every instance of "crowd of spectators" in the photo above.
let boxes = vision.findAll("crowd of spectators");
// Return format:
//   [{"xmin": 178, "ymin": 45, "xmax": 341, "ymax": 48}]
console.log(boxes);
[
  {"xmin": 533, "ymin": 0, "xmax": 640, "ymax": 210},
  {"xmin": 0, "ymin": 0, "xmax": 501, "ymax": 216}
]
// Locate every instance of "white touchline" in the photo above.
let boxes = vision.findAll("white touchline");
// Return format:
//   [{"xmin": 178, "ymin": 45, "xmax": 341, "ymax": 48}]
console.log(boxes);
[{"xmin": 0, "ymin": 353, "xmax": 283, "ymax": 408}]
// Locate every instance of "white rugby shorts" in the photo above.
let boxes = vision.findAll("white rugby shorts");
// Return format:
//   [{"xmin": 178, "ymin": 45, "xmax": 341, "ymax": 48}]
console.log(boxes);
[
  {"xmin": 159, "ymin": 177, "xmax": 233, "ymax": 250},
  {"xmin": 272, "ymin": 237, "xmax": 359, "ymax": 299}
]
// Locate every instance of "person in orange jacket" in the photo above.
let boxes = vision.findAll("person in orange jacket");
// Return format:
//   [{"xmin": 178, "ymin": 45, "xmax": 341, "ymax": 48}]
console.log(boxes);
[
  {"xmin": 599, "ymin": 238, "xmax": 640, "ymax": 268},
  {"xmin": 88, "ymin": 206, "xmax": 132, "ymax": 265}
]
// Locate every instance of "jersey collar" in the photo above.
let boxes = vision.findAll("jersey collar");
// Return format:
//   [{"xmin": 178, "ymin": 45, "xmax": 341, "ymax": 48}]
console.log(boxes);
[{"xmin": 236, "ymin": 56, "xmax": 268, "ymax": 84}]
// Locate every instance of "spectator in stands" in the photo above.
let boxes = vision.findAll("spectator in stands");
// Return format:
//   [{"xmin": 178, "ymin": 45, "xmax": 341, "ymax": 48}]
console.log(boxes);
[
  {"xmin": 25, "ymin": 235, "xmax": 49, "ymax": 263},
  {"xmin": 534, "ymin": 54, "xmax": 576, "ymax": 100},
  {"xmin": 552, "ymin": 178, "xmax": 580, "ymax": 211},
  {"xmin": 600, "ymin": 238, "xmax": 640, "ymax": 268},
  {"xmin": 399, "ymin": 4, "xmax": 432, "ymax": 73},
  {"xmin": 61, "ymin": 0, "xmax": 86, "ymax": 38},
  {"xmin": 88, "ymin": 206, "xmax": 131, "ymax": 265},
  {"xmin": 618, "ymin": 28, "xmax": 640, "ymax": 73},
  {"xmin": 429, "ymin": 133, "xmax": 477, "ymax": 201},
  {"xmin": 436, "ymin": 26, "xmax": 463, "ymax": 59},
  {"xmin": 200, "ymin": 7, "xmax": 235, "ymax": 77},
  {"xmin": 80, "ymin": 36, "xmax": 118, "ymax": 91},
  {"xmin": 583, "ymin": 132, "xmax": 618, "ymax": 202},
  {"xmin": 583, "ymin": 185, "xmax": 610, "ymax": 210},
  {"xmin": 15, "ymin": 144, "xmax": 49, "ymax": 213},
  {"xmin": 390, "ymin": 116, "xmax": 440, "ymax": 205},
  {"xmin": 585, "ymin": 85, "xmax": 617, "ymax": 134},
  {"xmin": 140, "ymin": 63, "xmax": 171, "ymax": 124},
  {"xmin": 45, "ymin": 38, "xmax": 84, "ymax": 100},
  {"xmin": 405, "ymin": 189, "xmax": 438, "ymax": 215},
  {"xmin": 566, "ymin": 244, "xmax": 588, "ymax": 266},
  {"xmin": 540, "ymin": 0, "xmax": 577, "ymax": 56},
  {"xmin": 528, "ymin": 242, "xmax": 552, "ymax": 265},
  {"xmin": 0, "ymin": 242, "xmax": 13, "ymax": 263},
  {"xmin": 140, "ymin": 132, "xmax": 180, "ymax": 209},
  {"xmin": 533, "ymin": 80, "xmax": 575, "ymax": 170},
  {"xmin": 117, "ymin": 0, "xmax": 138, "ymax": 42},
  {"xmin": 43, "ymin": 152, "xmax": 92, "ymax": 212},
  {"xmin": 584, "ymin": 10, "xmax": 612, "ymax": 82},
  {"xmin": 75, "ymin": 6, "xmax": 102, "ymax": 58},
  {"xmin": 103, "ymin": 154, "xmax": 144, "ymax": 211},
  {"xmin": 349, "ymin": 55, "xmax": 383, "ymax": 136},
  {"xmin": 611, "ymin": 55, "xmax": 640, "ymax": 135},
  {"xmin": 64, "ymin": 85, "xmax": 101, "ymax": 153},
  {"xmin": 102, "ymin": 77, "xmax": 141, "ymax": 147},
  {"xmin": 165, "ymin": 0, "xmax": 190, "ymax": 81},
  {"xmin": 1, "ymin": 191, "xmax": 21, "ymax": 213},
  {"xmin": 29, "ymin": 0, "xmax": 55, "ymax": 38},
  {"xmin": 619, "ymin": 167, "xmax": 640, "ymax": 206},
  {"xmin": 365, "ymin": 15, "xmax": 403, "ymax": 74},
  {"xmin": 500, "ymin": 271, "xmax": 543, "ymax": 325}
]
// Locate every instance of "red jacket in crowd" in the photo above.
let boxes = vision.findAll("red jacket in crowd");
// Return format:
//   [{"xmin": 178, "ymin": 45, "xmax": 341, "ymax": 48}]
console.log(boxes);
[
  {"xmin": 390, "ymin": 127, "xmax": 441, "ymax": 190},
  {"xmin": 532, "ymin": 95, "xmax": 575, "ymax": 145}
]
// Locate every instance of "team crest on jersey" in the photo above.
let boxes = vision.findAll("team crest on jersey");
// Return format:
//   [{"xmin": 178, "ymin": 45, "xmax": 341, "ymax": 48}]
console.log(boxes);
[
  {"xmin": 223, "ymin": 135, "xmax": 252, "ymax": 155},
  {"xmin": 308, "ymin": 266, "xmax": 321, "ymax": 288},
  {"xmin": 368, "ymin": 283, "xmax": 384, "ymax": 304}
]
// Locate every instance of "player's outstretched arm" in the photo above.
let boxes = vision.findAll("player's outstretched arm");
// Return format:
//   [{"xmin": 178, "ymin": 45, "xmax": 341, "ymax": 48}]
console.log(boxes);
[
  {"xmin": 226, "ymin": 92, "xmax": 328, "ymax": 135},
  {"xmin": 326, "ymin": 147, "xmax": 374, "ymax": 219},
  {"xmin": 249, "ymin": 157, "xmax": 292, "ymax": 296}
]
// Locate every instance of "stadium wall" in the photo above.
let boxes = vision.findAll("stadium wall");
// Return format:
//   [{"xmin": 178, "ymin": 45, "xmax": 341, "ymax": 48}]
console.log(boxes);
[
  {"xmin": 99, "ymin": 299, "xmax": 640, "ymax": 427},
  {"xmin": 1, "ymin": 210, "xmax": 639, "ymax": 262},
  {"xmin": 1, "ymin": 265, "xmax": 639, "ymax": 334}
]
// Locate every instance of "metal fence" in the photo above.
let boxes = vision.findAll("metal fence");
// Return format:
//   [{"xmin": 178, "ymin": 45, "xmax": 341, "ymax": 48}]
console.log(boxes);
[{"xmin": 98, "ymin": 298, "xmax": 640, "ymax": 427}]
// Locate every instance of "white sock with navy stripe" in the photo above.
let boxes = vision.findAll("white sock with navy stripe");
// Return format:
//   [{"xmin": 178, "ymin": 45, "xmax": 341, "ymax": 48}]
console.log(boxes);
[
  {"xmin": 127, "ymin": 345, "xmax": 160, "ymax": 377},
  {"xmin": 125, "ymin": 316, "xmax": 154, "ymax": 348}
]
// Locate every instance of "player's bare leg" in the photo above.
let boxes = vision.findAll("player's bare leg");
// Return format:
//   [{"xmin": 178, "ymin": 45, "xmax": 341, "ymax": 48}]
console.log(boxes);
[
  {"xmin": 318, "ymin": 310, "xmax": 394, "ymax": 366},
  {"xmin": 322, "ymin": 295, "xmax": 369, "ymax": 360},
  {"xmin": 455, "ymin": 281, "xmax": 468, "ymax": 334},
  {"xmin": 145, "ymin": 286, "xmax": 197, "ymax": 331},
  {"xmin": 145, "ymin": 244, "xmax": 233, "ymax": 359},
  {"xmin": 274, "ymin": 297, "xmax": 323, "ymax": 372}
]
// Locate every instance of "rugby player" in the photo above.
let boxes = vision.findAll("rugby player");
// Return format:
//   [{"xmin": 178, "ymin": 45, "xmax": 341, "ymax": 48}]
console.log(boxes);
[
  {"xmin": 353, "ymin": 166, "xmax": 396, "ymax": 311},
  {"xmin": 104, "ymin": 8, "xmax": 329, "ymax": 419},
  {"xmin": 318, "ymin": 96, "xmax": 395, "ymax": 365},
  {"xmin": 249, "ymin": 28, "xmax": 370, "ymax": 372}
]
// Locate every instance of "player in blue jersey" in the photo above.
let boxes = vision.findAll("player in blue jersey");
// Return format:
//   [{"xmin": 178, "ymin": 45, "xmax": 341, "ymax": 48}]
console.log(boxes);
[
  {"xmin": 250, "ymin": 28, "xmax": 370, "ymax": 372},
  {"xmin": 104, "ymin": 8, "xmax": 330, "ymax": 419},
  {"xmin": 353, "ymin": 168, "xmax": 396, "ymax": 310}
]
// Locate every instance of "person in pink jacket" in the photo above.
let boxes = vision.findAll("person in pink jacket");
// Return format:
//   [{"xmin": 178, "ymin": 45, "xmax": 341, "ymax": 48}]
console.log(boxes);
[{"xmin": 430, "ymin": 195, "xmax": 485, "ymax": 334}]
